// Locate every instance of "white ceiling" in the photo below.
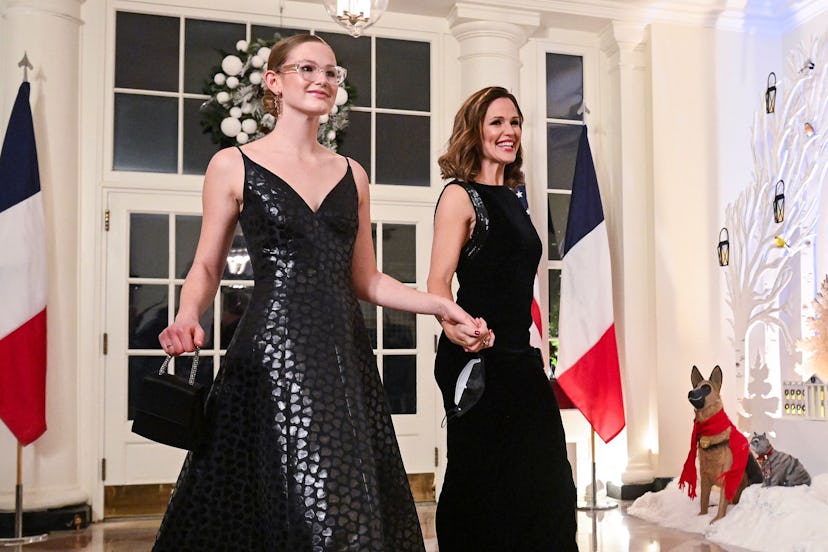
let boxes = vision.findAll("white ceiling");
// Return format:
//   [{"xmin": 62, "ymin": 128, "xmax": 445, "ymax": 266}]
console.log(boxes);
[{"xmin": 301, "ymin": 0, "xmax": 827, "ymax": 32}]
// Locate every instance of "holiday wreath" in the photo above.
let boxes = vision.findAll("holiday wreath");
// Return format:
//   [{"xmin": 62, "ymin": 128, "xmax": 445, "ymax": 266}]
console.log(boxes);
[{"xmin": 201, "ymin": 37, "xmax": 352, "ymax": 150}]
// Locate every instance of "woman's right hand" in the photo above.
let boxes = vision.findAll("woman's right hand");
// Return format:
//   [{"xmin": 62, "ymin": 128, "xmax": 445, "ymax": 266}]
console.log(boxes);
[{"xmin": 158, "ymin": 315, "xmax": 205, "ymax": 356}]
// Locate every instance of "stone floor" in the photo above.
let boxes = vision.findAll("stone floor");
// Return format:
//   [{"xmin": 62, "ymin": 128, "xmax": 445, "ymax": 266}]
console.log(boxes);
[{"xmin": 4, "ymin": 500, "xmax": 755, "ymax": 551}]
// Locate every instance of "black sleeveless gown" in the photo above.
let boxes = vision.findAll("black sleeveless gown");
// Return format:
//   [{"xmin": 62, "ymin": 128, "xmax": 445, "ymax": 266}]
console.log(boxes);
[
  {"xmin": 434, "ymin": 182, "xmax": 578, "ymax": 551},
  {"xmin": 153, "ymin": 152, "xmax": 424, "ymax": 551}
]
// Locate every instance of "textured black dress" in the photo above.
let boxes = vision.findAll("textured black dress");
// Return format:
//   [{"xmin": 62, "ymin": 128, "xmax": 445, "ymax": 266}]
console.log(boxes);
[
  {"xmin": 434, "ymin": 182, "xmax": 578, "ymax": 551},
  {"xmin": 153, "ymin": 152, "xmax": 424, "ymax": 551}
]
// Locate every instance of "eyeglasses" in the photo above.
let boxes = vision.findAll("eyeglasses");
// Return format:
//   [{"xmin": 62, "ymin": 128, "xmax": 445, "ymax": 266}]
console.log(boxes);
[{"xmin": 278, "ymin": 61, "xmax": 347, "ymax": 86}]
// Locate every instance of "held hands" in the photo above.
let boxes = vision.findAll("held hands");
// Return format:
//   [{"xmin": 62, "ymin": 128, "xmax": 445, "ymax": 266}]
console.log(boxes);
[
  {"xmin": 437, "ymin": 299, "xmax": 494, "ymax": 352},
  {"xmin": 158, "ymin": 314, "xmax": 205, "ymax": 356}
]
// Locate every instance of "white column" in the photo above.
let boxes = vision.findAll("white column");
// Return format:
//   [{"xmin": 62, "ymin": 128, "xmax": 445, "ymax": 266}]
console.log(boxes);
[
  {"xmin": 448, "ymin": 3, "xmax": 540, "ymax": 97},
  {"xmin": 599, "ymin": 21, "xmax": 657, "ymax": 485},
  {"xmin": 0, "ymin": 0, "xmax": 86, "ymax": 509}
]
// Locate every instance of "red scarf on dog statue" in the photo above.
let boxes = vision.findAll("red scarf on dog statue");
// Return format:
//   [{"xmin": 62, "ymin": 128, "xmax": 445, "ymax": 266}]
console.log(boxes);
[{"xmin": 678, "ymin": 409, "xmax": 749, "ymax": 501}]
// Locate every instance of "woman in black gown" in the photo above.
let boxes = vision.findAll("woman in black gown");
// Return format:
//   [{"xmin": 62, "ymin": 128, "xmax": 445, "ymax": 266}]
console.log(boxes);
[
  {"xmin": 428, "ymin": 86, "xmax": 578, "ymax": 551},
  {"xmin": 154, "ymin": 34, "xmax": 484, "ymax": 551}
]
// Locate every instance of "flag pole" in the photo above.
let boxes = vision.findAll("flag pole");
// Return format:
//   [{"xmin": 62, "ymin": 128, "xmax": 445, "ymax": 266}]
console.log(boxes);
[
  {"xmin": 576, "ymin": 427, "xmax": 618, "ymax": 512},
  {"xmin": 0, "ymin": 443, "xmax": 48, "ymax": 546}
]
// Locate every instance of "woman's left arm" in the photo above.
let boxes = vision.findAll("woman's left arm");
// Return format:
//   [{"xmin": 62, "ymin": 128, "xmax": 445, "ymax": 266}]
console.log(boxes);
[{"xmin": 349, "ymin": 161, "xmax": 475, "ymax": 327}]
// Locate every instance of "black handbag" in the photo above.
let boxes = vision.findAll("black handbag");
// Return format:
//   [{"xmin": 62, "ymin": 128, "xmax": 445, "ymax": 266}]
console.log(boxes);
[
  {"xmin": 444, "ymin": 355, "xmax": 485, "ymax": 424},
  {"xmin": 131, "ymin": 348, "xmax": 206, "ymax": 451}
]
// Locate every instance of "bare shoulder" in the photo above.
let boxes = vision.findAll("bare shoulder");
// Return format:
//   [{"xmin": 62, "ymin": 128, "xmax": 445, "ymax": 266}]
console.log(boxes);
[
  {"xmin": 204, "ymin": 147, "xmax": 244, "ymax": 201},
  {"xmin": 346, "ymin": 157, "xmax": 370, "ymax": 200},
  {"xmin": 436, "ymin": 182, "xmax": 474, "ymax": 213}
]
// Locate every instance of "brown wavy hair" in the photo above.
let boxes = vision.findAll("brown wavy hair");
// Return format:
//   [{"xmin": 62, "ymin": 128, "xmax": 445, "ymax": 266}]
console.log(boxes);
[
  {"xmin": 438, "ymin": 86, "xmax": 525, "ymax": 189},
  {"xmin": 262, "ymin": 34, "xmax": 332, "ymax": 119}
]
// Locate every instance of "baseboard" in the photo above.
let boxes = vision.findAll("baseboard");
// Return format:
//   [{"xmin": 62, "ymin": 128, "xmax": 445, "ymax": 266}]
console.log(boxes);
[
  {"xmin": 0, "ymin": 503, "xmax": 91, "ymax": 537},
  {"xmin": 606, "ymin": 477, "xmax": 673, "ymax": 501}
]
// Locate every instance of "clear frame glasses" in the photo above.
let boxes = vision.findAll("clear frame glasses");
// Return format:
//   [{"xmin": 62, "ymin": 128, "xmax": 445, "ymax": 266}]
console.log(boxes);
[{"xmin": 278, "ymin": 60, "xmax": 347, "ymax": 86}]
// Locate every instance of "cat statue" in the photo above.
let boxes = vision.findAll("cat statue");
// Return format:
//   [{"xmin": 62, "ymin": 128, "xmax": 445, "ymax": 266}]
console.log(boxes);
[{"xmin": 749, "ymin": 432, "xmax": 811, "ymax": 487}]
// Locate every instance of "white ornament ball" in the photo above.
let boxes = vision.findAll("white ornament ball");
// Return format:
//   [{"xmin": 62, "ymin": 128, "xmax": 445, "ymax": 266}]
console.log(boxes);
[
  {"xmin": 236, "ymin": 40, "xmax": 248, "ymax": 52},
  {"xmin": 236, "ymin": 132, "xmax": 250, "ymax": 144},
  {"xmin": 216, "ymin": 91, "xmax": 231, "ymax": 104},
  {"xmin": 257, "ymin": 47, "xmax": 271, "ymax": 61},
  {"xmin": 330, "ymin": 105, "xmax": 338, "ymax": 115},
  {"xmin": 229, "ymin": 107, "xmax": 242, "ymax": 119},
  {"xmin": 249, "ymin": 71, "xmax": 262, "ymax": 85},
  {"xmin": 327, "ymin": 130, "xmax": 336, "ymax": 141},
  {"xmin": 335, "ymin": 87, "xmax": 348, "ymax": 106},
  {"xmin": 221, "ymin": 55, "xmax": 244, "ymax": 76},
  {"xmin": 319, "ymin": 114, "xmax": 329, "ymax": 124},
  {"xmin": 241, "ymin": 118, "xmax": 258, "ymax": 134},
  {"xmin": 226, "ymin": 76, "xmax": 239, "ymax": 89},
  {"xmin": 240, "ymin": 102, "xmax": 253, "ymax": 114},
  {"xmin": 250, "ymin": 56, "xmax": 264, "ymax": 69},
  {"xmin": 261, "ymin": 113, "xmax": 276, "ymax": 128},
  {"xmin": 220, "ymin": 117, "xmax": 242, "ymax": 137},
  {"xmin": 214, "ymin": 73, "xmax": 227, "ymax": 86}
]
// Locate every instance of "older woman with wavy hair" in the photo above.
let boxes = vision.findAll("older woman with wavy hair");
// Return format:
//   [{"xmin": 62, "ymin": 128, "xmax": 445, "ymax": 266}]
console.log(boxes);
[{"xmin": 428, "ymin": 86, "xmax": 577, "ymax": 551}]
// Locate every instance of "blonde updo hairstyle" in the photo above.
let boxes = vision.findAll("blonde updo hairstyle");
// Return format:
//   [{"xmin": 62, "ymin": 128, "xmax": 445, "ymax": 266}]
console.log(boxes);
[{"xmin": 262, "ymin": 34, "xmax": 332, "ymax": 119}]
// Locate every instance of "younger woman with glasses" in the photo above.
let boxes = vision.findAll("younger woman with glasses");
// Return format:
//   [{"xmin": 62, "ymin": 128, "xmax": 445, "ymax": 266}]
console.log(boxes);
[{"xmin": 154, "ymin": 33, "xmax": 485, "ymax": 551}]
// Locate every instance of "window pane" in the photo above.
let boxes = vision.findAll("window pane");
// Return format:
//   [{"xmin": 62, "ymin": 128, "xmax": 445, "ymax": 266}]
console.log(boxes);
[
  {"xmin": 174, "ymin": 285, "xmax": 214, "ymax": 350},
  {"xmin": 128, "ymin": 356, "xmax": 164, "ymax": 420},
  {"xmin": 546, "ymin": 53, "xmax": 583, "ymax": 120},
  {"xmin": 382, "ymin": 224, "xmax": 415, "ymax": 282},
  {"xmin": 115, "ymin": 12, "xmax": 179, "ymax": 92},
  {"xmin": 338, "ymin": 110, "xmax": 370, "ymax": 177},
  {"xmin": 114, "ymin": 94, "xmax": 178, "ymax": 173},
  {"xmin": 548, "ymin": 268, "xmax": 561, "ymax": 339},
  {"xmin": 184, "ymin": 19, "xmax": 245, "ymax": 94},
  {"xmin": 175, "ymin": 215, "xmax": 201, "ymax": 278},
  {"xmin": 383, "ymin": 355, "xmax": 416, "ymax": 414},
  {"xmin": 383, "ymin": 308, "xmax": 416, "ymax": 349},
  {"xmin": 220, "ymin": 286, "xmax": 252, "ymax": 349},
  {"xmin": 376, "ymin": 38, "xmax": 429, "ymax": 111},
  {"xmin": 184, "ymin": 98, "xmax": 220, "ymax": 175},
  {"xmin": 130, "ymin": 214, "xmax": 168, "ymax": 278},
  {"xmin": 251, "ymin": 26, "xmax": 306, "ymax": 43},
  {"xmin": 376, "ymin": 114, "xmax": 429, "ymax": 186},
  {"xmin": 547, "ymin": 193, "xmax": 570, "ymax": 261},
  {"xmin": 317, "ymin": 32, "xmax": 372, "ymax": 108},
  {"xmin": 360, "ymin": 300, "xmax": 377, "ymax": 349},
  {"xmin": 129, "ymin": 284, "xmax": 168, "ymax": 350},
  {"xmin": 223, "ymin": 225, "xmax": 253, "ymax": 280},
  {"xmin": 546, "ymin": 123, "xmax": 581, "ymax": 191}
]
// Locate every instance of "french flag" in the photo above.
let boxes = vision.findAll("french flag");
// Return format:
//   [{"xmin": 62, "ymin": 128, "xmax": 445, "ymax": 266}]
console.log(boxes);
[
  {"xmin": 557, "ymin": 126, "xmax": 625, "ymax": 443},
  {"xmin": 0, "ymin": 82, "xmax": 48, "ymax": 446}
]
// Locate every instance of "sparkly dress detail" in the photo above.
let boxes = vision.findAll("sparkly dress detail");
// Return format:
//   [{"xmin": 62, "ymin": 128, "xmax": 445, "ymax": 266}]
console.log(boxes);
[
  {"xmin": 153, "ymin": 151, "xmax": 424, "ymax": 551},
  {"xmin": 434, "ymin": 181, "xmax": 578, "ymax": 552}
]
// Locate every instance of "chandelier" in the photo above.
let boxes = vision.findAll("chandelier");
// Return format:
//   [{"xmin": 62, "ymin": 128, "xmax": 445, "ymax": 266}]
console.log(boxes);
[{"xmin": 322, "ymin": 0, "xmax": 388, "ymax": 37}]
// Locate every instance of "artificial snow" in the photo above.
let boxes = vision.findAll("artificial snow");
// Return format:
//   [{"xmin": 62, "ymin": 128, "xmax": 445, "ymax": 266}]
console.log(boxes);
[{"xmin": 628, "ymin": 474, "xmax": 828, "ymax": 551}]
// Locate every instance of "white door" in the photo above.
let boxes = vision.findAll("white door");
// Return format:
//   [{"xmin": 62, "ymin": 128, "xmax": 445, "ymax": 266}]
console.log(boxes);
[{"xmin": 103, "ymin": 191, "xmax": 437, "ymax": 486}]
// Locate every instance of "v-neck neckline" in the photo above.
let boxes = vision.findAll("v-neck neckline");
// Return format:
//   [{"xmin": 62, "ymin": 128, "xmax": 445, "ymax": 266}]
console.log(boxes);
[{"xmin": 241, "ymin": 151, "xmax": 350, "ymax": 214}]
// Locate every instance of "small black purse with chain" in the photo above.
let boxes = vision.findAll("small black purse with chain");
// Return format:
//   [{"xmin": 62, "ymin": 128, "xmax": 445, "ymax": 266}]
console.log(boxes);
[{"xmin": 131, "ymin": 348, "xmax": 206, "ymax": 451}]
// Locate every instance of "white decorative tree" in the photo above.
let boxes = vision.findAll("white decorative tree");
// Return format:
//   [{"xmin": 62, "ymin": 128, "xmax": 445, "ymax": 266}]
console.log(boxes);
[{"xmin": 724, "ymin": 36, "xmax": 828, "ymax": 396}]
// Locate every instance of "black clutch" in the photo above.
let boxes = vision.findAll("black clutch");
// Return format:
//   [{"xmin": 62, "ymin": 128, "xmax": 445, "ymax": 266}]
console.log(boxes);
[{"xmin": 131, "ymin": 349, "xmax": 206, "ymax": 451}]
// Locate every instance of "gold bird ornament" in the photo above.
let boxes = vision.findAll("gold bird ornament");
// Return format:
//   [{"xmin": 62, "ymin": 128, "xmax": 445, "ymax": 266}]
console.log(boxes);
[{"xmin": 774, "ymin": 235, "xmax": 790, "ymax": 248}]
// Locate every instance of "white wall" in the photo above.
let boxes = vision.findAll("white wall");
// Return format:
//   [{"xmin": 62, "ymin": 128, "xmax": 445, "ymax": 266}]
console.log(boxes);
[{"xmin": 648, "ymin": 23, "xmax": 783, "ymax": 477}]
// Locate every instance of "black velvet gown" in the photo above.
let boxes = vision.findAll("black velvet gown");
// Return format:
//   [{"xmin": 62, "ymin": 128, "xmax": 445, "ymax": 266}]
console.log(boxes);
[
  {"xmin": 153, "ymin": 152, "xmax": 424, "ymax": 551},
  {"xmin": 434, "ymin": 181, "xmax": 578, "ymax": 551}
]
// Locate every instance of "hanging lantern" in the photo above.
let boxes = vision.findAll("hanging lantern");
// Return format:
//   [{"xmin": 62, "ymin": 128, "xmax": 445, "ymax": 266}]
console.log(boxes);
[
  {"xmin": 804, "ymin": 122, "xmax": 815, "ymax": 137},
  {"xmin": 773, "ymin": 179, "xmax": 785, "ymax": 223},
  {"xmin": 717, "ymin": 227, "xmax": 730, "ymax": 267},
  {"xmin": 765, "ymin": 72, "xmax": 777, "ymax": 114}
]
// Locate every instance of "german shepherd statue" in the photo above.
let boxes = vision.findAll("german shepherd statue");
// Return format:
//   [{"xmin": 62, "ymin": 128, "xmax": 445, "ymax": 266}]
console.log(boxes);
[{"xmin": 678, "ymin": 365, "xmax": 762, "ymax": 522}]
